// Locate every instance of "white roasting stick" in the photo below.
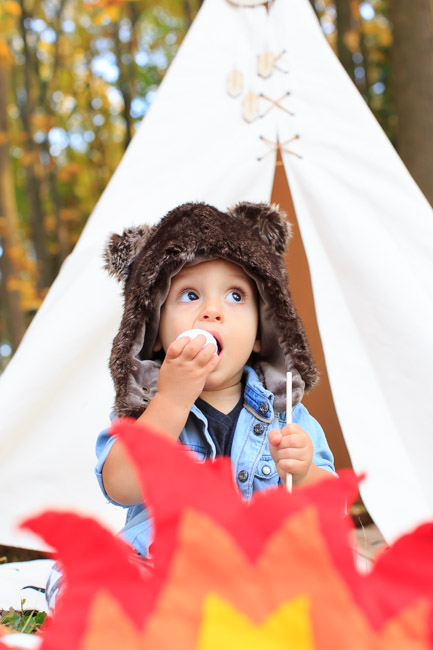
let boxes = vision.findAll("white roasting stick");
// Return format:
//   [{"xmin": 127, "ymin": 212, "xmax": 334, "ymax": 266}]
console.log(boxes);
[{"xmin": 286, "ymin": 371, "xmax": 293, "ymax": 493}]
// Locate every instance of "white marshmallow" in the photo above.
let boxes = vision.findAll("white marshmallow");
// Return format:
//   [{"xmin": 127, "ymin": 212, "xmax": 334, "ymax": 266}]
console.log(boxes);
[{"xmin": 176, "ymin": 328, "xmax": 218, "ymax": 355}]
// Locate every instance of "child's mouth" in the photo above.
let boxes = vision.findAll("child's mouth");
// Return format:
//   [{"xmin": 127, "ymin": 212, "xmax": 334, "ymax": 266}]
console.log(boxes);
[{"xmin": 210, "ymin": 332, "xmax": 223, "ymax": 355}]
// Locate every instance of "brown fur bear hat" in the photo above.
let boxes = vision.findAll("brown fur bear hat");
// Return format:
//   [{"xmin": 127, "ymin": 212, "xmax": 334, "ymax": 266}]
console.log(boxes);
[{"xmin": 104, "ymin": 201, "xmax": 317, "ymax": 418}]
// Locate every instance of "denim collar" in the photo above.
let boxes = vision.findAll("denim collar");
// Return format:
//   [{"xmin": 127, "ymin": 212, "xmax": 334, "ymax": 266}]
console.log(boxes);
[
  {"xmin": 190, "ymin": 366, "xmax": 274, "ymax": 424},
  {"xmin": 242, "ymin": 366, "xmax": 274, "ymax": 423}
]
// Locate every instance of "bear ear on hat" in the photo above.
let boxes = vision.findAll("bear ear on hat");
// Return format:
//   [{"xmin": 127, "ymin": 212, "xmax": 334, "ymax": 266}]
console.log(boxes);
[
  {"xmin": 103, "ymin": 225, "xmax": 151, "ymax": 282},
  {"xmin": 228, "ymin": 202, "xmax": 292, "ymax": 254}
]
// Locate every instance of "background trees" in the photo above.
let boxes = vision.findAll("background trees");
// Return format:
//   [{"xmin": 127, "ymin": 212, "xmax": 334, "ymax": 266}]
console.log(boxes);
[{"xmin": 0, "ymin": 0, "xmax": 432, "ymax": 371}]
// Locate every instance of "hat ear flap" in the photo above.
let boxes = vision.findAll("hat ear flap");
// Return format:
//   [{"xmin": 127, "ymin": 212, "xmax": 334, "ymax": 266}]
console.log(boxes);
[
  {"xmin": 104, "ymin": 225, "xmax": 151, "ymax": 282},
  {"xmin": 229, "ymin": 202, "xmax": 292, "ymax": 254}
]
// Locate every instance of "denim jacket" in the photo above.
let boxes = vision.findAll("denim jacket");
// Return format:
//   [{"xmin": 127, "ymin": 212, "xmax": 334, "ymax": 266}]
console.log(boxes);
[{"xmin": 95, "ymin": 366, "xmax": 335, "ymax": 556}]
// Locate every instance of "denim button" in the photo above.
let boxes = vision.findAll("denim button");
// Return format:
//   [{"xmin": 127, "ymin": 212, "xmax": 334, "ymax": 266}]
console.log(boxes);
[
  {"xmin": 258, "ymin": 402, "xmax": 268, "ymax": 414},
  {"xmin": 254, "ymin": 423, "xmax": 265, "ymax": 435},
  {"xmin": 238, "ymin": 470, "xmax": 248, "ymax": 483},
  {"xmin": 262, "ymin": 465, "xmax": 271, "ymax": 476}
]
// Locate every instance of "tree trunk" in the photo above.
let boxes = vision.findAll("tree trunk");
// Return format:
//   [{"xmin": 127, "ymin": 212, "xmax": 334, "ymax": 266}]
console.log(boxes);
[
  {"xmin": 358, "ymin": 18, "xmax": 372, "ymax": 104},
  {"xmin": 18, "ymin": 0, "xmax": 52, "ymax": 289},
  {"xmin": 0, "ymin": 65, "xmax": 27, "ymax": 351},
  {"xmin": 391, "ymin": 0, "xmax": 433, "ymax": 206},
  {"xmin": 335, "ymin": 0, "xmax": 356, "ymax": 84}
]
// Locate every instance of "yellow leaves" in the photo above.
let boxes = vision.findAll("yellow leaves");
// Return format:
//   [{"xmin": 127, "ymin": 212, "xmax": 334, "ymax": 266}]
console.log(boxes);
[
  {"xmin": 0, "ymin": 38, "xmax": 13, "ymax": 67},
  {"xmin": 0, "ymin": 217, "xmax": 7, "ymax": 236},
  {"xmin": 4, "ymin": 241, "xmax": 43, "ymax": 312},
  {"xmin": 6, "ymin": 275, "xmax": 20, "ymax": 292},
  {"xmin": 58, "ymin": 35, "xmax": 74, "ymax": 60},
  {"xmin": 86, "ymin": 0, "xmax": 123, "ymax": 25},
  {"xmin": 362, "ymin": 18, "xmax": 393, "ymax": 47},
  {"xmin": 103, "ymin": 5, "xmax": 122, "ymax": 21},
  {"xmin": 57, "ymin": 163, "xmax": 81, "ymax": 183},
  {"xmin": 31, "ymin": 113, "xmax": 56, "ymax": 134},
  {"xmin": 20, "ymin": 150, "xmax": 39, "ymax": 167},
  {"xmin": 5, "ymin": 244, "xmax": 37, "ymax": 274},
  {"xmin": 38, "ymin": 40, "xmax": 54, "ymax": 55},
  {"xmin": 0, "ymin": 130, "xmax": 10, "ymax": 147},
  {"xmin": 10, "ymin": 277, "xmax": 44, "ymax": 312},
  {"xmin": 3, "ymin": 2, "xmax": 22, "ymax": 17},
  {"xmin": 5, "ymin": 244, "xmax": 24, "ymax": 265},
  {"xmin": 59, "ymin": 207, "xmax": 82, "ymax": 224},
  {"xmin": 83, "ymin": 0, "xmax": 141, "ymax": 26},
  {"xmin": 47, "ymin": 240, "xmax": 60, "ymax": 256},
  {"xmin": 44, "ymin": 215, "xmax": 57, "ymax": 234},
  {"xmin": 39, "ymin": 63, "xmax": 52, "ymax": 81},
  {"xmin": 351, "ymin": 0, "xmax": 361, "ymax": 21},
  {"xmin": 344, "ymin": 28, "xmax": 360, "ymax": 53}
]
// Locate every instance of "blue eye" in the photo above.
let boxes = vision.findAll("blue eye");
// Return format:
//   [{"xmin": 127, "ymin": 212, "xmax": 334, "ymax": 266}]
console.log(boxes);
[
  {"xmin": 179, "ymin": 290, "xmax": 199, "ymax": 302},
  {"xmin": 226, "ymin": 290, "xmax": 243, "ymax": 303}
]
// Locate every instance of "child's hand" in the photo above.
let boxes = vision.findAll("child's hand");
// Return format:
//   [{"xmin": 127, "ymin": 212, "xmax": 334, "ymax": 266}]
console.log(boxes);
[
  {"xmin": 268, "ymin": 424, "xmax": 314, "ymax": 486},
  {"xmin": 157, "ymin": 334, "xmax": 220, "ymax": 408}
]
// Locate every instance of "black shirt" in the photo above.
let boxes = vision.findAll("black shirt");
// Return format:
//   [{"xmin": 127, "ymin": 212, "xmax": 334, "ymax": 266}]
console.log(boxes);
[{"xmin": 195, "ymin": 394, "xmax": 244, "ymax": 457}]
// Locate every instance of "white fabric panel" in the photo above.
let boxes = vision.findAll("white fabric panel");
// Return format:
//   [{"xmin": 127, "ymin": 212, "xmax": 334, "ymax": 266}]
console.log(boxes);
[
  {"xmin": 0, "ymin": 0, "xmax": 275, "ymax": 550},
  {"xmin": 269, "ymin": 0, "xmax": 433, "ymax": 542}
]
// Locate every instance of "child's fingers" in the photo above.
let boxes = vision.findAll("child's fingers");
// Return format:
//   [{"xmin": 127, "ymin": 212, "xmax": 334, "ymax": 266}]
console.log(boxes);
[
  {"xmin": 167, "ymin": 335, "xmax": 210, "ymax": 361},
  {"xmin": 275, "ymin": 446, "xmax": 309, "ymax": 462},
  {"xmin": 180, "ymin": 335, "xmax": 208, "ymax": 360},
  {"xmin": 198, "ymin": 346, "xmax": 220, "ymax": 370},
  {"xmin": 268, "ymin": 429, "xmax": 283, "ymax": 447},
  {"xmin": 277, "ymin": 458, "xmax": 306, "ymax": 476},
  {"xmin": 165, "ymin": 336, "xmax": 219, "ymax": 376},
  {"xmin": 165, "ymin": 336, "xmax": 191, "ymax": 359},
  {"xmin": 281, "ymin": 423, "xmax": 304, "ymax": 436},
  {"xmin": 277, "ymin": 432, "xmax": 307, "ymax": 450},
  {"xmin": 278, "ymin": 424, "xmax": 312, "ymax": 448}
]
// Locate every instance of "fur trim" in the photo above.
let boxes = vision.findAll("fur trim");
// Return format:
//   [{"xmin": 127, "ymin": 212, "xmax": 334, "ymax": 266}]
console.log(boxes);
[
  {"xmin": 228, "ymin": 202, "xmax": 292, "ymax": 254},
  {"xmin": 104, "ymin": 225, "xmax": 150, "ymax": 282},
  {"xmin": 106, "ymin": 202, "xmax": 317, "ymax": 418}
]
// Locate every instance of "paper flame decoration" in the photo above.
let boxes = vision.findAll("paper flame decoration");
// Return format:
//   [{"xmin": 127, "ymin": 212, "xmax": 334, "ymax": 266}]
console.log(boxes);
[{"xmin": 3, "ymin": 418, "xmax": 433, "ymax": 649}]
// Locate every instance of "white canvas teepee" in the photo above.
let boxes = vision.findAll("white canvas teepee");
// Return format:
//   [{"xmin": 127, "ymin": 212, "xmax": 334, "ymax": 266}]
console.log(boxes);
[{"xmin": 1, "ymin": 0, "xmax": 432, "ymax": 551}]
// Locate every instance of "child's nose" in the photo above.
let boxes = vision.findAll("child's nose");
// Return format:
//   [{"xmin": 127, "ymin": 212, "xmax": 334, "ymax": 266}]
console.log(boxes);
[{"xmin": 200, "ymin": 302, "xmax": 222, "ymax": 322}]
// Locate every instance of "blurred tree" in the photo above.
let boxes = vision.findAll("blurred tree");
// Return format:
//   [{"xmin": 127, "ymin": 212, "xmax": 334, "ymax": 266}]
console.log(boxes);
[
  {"xmin": 0, "ymin": 39, "xmax": 27, "ymax": 354},
  {"xmin": 391, "ymin": 0, "xmax": 433, "ymax": 206},
  {"xmin": 312, "ymin": 0, "xmax": 395, "ymax": 144},
  {"xmin": 335, "ymin": 0, "xmax": 355, "ymax": 84},
  {"xmin": 0, "ymin": 0, "xmax": 198, "ymax": 368}
]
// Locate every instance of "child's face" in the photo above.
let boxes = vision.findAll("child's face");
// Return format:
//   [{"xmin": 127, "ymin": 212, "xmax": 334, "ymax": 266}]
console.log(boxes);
[{"xmin": 155, "ymin": 259, "xmax": 261, "ymax": 392}]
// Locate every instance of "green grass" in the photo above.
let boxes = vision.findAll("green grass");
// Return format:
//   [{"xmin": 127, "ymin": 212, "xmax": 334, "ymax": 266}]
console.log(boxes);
[
  {"xmin": 1, "ymin": 600, "xmax": 47, "ymax": 634},
  {"xmin": 0, "ymin": 548, "xmax": 49, "ymax": 635}
]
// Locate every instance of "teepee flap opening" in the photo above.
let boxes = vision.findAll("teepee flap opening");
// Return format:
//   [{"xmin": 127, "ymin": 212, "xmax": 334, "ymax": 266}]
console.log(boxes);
[{"xmin": 271, "ymin": 151, "xmax": 351, "ymax": 472}]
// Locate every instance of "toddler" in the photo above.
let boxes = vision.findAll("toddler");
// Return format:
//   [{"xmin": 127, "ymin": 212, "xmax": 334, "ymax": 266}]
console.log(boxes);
[{"xmin": 97, "ymin": 201, "xmax": 335, "ymax": 557}]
